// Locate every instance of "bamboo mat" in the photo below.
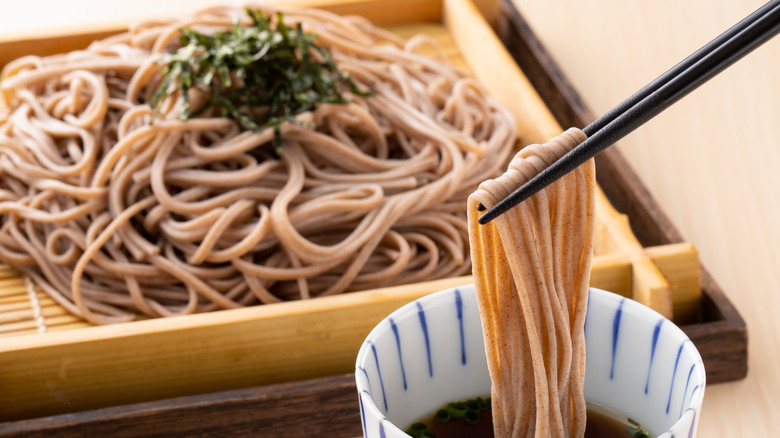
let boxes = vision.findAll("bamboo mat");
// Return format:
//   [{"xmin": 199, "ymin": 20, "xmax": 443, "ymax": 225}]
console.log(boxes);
[{"xmin": 0, "ymin": 266, "xmax": 90, "ymax": 336}]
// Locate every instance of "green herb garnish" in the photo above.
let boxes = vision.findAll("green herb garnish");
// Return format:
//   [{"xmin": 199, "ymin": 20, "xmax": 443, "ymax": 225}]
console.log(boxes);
[
  {"xmin": 407, "ymin": 422, "xmax": 435, "ymax": 438},
  {"xmin": 405, "ymin": 396, "xmax": 491, "ymax": 437},
  {"xmin": 151, "ymin": 8, "xmax": 368, "ymax": 152},
  {"xmin": 627, "ymin": 417, "xmax": 651, "ymax": 438}
]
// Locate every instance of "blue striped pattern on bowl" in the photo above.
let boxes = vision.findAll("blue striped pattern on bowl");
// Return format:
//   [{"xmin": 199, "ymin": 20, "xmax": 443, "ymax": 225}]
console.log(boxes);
[{"xmin": 355, "ymin": 285, "xmax": 705, "ymax": 438}]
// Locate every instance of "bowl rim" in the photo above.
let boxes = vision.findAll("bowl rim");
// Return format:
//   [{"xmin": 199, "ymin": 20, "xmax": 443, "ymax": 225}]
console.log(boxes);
[{"xmin": 355, "ymin": 285, "xmax": 706, "ymax": 437}]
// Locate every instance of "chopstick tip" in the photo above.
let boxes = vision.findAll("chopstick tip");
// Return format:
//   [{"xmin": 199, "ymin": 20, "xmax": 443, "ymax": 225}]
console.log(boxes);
[{"xmin": 477, "ymin": 208, "xmax": 497, "ymax": 225}]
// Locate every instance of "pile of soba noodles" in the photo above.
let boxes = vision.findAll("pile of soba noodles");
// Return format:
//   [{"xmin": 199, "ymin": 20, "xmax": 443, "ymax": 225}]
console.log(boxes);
[{"xmin": 0, "ymin": 6, "xmax": 517, "ymax": 324}]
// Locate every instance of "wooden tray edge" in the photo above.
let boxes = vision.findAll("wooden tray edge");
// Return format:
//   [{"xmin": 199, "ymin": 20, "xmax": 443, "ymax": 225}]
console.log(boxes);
[{"xmin": 0, "ymin": 374, "xmax": 362, "ymax": 438}]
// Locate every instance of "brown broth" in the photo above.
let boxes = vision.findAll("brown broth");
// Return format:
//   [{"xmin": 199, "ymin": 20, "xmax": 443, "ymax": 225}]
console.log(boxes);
[
  {"xmin": 583, "ymin": 404, "xmax": 650, "ymax": 438},
  {"xmin": 406, "ymin": 401, "xmax": 650, "ymax": 438}
]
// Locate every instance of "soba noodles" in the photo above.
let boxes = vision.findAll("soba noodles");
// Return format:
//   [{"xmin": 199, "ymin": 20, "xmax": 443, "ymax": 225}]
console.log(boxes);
[
  {"xmin": 0, "ymin": 6, "xmax": 516, "ymax": 324},
  {"xmin": 468, "ymin": 128, "xmax": 595, "ymax": 438}
]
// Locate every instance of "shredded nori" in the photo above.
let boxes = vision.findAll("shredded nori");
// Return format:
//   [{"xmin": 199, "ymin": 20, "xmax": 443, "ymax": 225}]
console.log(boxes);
[{"xmin": 151, "ymin": 8, "xmax": 369, "ymax": 153}]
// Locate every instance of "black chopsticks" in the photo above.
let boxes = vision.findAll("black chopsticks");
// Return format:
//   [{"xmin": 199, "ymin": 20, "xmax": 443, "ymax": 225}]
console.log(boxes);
[{"xmin": 478, "ymin": 0, "xmax": 780, "ymax": 225}]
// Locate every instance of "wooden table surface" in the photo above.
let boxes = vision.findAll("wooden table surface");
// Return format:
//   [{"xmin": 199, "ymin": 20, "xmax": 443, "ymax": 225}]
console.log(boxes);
[
  {"xmin": 2, "ymin": 0, "xmax": 778, "ymax": 436},
  {"xmin": 512, "ymin": 1, "xmax": 780, "ymax": 436}
]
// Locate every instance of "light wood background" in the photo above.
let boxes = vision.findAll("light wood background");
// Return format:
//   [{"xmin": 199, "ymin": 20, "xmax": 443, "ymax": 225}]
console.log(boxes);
[
  {"xmin": 1, "ymin": 0, "xmax": 778, "ymax": 435},
  {"xmin": 512, "ymin": 0, "xmax": 780, "ymax": 436}
]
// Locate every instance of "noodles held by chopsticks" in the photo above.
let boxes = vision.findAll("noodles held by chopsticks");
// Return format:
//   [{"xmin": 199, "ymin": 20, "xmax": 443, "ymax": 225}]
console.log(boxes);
[
  {"xmin": 468, "ymin": 128, "xmax": 596, "ymax": 438},
  {"xmin": 0, "ymin": 6, "xmax": 516, "ymax": 324}
]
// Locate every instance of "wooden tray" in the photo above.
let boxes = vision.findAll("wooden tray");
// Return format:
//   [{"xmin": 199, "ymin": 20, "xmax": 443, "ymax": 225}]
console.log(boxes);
[{"xmin": 0, "ymin": 0, "xmax": 746, "ymax": 435}]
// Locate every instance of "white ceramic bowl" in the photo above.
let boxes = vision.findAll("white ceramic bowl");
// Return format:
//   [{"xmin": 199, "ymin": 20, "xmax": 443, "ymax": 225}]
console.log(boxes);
[{"xmin": 355, "ymin": 285, "xmax": 705, "ymax": 437}]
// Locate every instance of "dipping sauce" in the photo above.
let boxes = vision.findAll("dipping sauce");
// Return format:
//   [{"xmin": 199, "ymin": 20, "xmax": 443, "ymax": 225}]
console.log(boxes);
[{"xmin": 406, "ymin": 398, "xmax": 651, "ymax": 438}]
